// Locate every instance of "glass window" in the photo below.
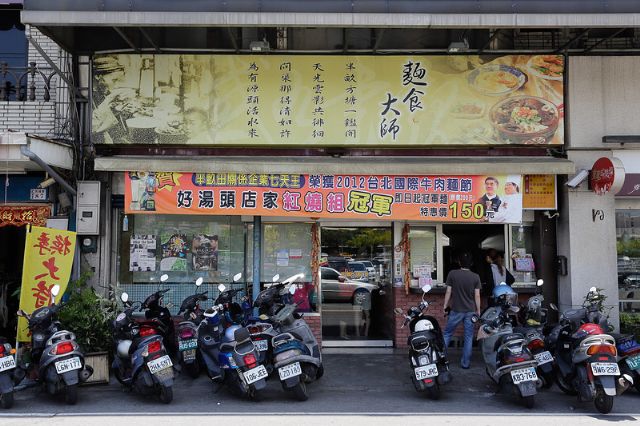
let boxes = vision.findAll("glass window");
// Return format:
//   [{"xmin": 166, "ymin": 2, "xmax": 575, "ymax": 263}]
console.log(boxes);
[
  {"xmin": 261, "ymin": 222, "xmax": 316, "ymax": 312},
  {"xmin": 117, "ymin": 214, "xmax": 246, "ymax": 312},
  {"xmin": 616, "ymin": 210, "xmax": 640, "ymax": 329},
  {"xmin": 408, "ymin": 226, "xmax": 437, "ymax": 283},
  {"xmin": 509, "ymin": 224, "xmax": 537, "ymax": 285},
  {"xmin": 0, "ymin": 10, "xmax": 27, "ymax": 101}
]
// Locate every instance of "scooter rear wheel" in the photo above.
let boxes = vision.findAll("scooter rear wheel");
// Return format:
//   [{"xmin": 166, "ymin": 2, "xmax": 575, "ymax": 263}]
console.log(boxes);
[
  {"xmin": 0, "ymin": 392, "xmax": 13, "ymax": 409},
  {"xmin": 522, "ymin": 395, "xmax": 535, "ymax": 409},
  {"xmin": 65, "ymin": 384, "xmax": 78, "ymax": 405},
  {"xmin": 184, "ymin": 362, "xmax": 200, "ymax": 379},
  {"xmin": 594, "ymin": 390, "xmax": 613, "ymax": 414},
  {"xmin": 541, "ymin": 371, "xmax": 555, "ymax": 389},
  {"xmin": 159, "ymin": 385, "xmax": 173, "ymax": 404},
  {"xmin": 425, "ymin": 385, "xmax": 440, "ymax": 400},
  {"xmin": 290, "ymin": 381, "xmax": 309, "ymax": 401},
  {"xmin": 315, "ymin": 364, "xmax": 324, "ymax": 380}
]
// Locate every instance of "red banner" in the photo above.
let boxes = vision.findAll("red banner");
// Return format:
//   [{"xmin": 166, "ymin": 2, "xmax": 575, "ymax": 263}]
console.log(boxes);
[
  {"xmin": 125, "ymin": 172, "xmax": 523, "ymax": 223},
  {"xmin": 0, "ymin": 205, "xmax": 50, "ymax": 228}
]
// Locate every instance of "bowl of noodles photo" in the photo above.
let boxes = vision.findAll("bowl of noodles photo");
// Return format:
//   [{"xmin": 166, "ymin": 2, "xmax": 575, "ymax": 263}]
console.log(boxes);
[
  {"xmin": 526, "ymin": 55, "xmax": 564, "ymax": 81},
  {"xmin": 467, "ymin": 64, "xmax": 527, "ymax": 96},
  {"xmin": 489, "ymin": 96, "xmax": 559, "ymax": 144}
]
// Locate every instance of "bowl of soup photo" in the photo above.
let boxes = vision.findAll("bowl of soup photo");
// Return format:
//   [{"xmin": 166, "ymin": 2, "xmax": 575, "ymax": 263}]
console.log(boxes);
[
  {"xmin": 489, "ymin": 96, "xmax": 559, "ymax": 144},
  {"xmin": 467, "ymin": 64, "xmax": 527, "ymax": 96}
]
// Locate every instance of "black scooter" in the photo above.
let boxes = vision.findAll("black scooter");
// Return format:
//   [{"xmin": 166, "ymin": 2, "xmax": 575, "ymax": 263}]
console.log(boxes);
[
  {"xmin": 177, "ymin": 277, "xmax": 208, "ymax": 378},
  {"xmin": 395, "ymin": 284, "xmax": 450, "ymax": 400}
]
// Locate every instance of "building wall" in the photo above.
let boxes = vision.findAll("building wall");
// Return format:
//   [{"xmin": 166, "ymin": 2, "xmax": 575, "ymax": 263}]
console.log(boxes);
[
  {"xmin": 559, "ymin": 56, "xmax": 640, "ymax": 330},
  {"xmin": 1, "ymin": 26, "xmax": 71, "ymax": 139}
]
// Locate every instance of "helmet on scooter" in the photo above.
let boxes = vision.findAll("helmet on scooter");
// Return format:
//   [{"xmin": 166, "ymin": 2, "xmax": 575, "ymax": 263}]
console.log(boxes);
[
  {"xmin": 492, "ymin": 282, "xmax": 517, "ymax": 307},
  {"xmin": 414, "ymin": 319, "xmax": 435, "ymax": 332},
  {"xmin": 117, "ymin": 340, "xmax": 132, "ymax": 358}
]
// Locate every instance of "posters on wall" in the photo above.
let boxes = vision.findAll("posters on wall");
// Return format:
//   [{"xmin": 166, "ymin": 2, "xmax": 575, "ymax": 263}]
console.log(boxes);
[
  {"xmin": 160, "ymin": 233, "xmax": 189, "ymax": 271},
  {"xmin": 93, "ymin": 54, "xmax": 564, "ymax": 147},
  {"xmin": 125, "ymin": 172, "xmax": 524, "ymax": 224},
  {"xmin": 192, "ymin": 234, "xmax": 218, "ymax": 271},
  {"xmin": 129, "ymin": 234, "xmax": 157, "ymax": 272}
]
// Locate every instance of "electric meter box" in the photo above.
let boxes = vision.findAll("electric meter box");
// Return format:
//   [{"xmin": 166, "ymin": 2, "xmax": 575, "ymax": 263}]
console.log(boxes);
[{"xmin": 76, "ymin": 181, "xmax": 100, "ymax": 235}]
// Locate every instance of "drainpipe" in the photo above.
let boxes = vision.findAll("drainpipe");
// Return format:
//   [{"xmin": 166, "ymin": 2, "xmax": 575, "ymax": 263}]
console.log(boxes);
[
  {"xmin": 19, "ymin": 145, "xmax": 77, "ymax": 196},
  {"xmin": 20, "ymin": 144, "xmax": 80, "ymax": 281},
  {"xmin": 252, "ymin": 216, "xmax": 262, "ymax": 316}
]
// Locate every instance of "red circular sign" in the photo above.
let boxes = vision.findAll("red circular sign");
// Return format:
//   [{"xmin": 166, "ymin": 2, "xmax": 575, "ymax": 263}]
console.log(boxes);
[{"xmin": 590, "ymin": 157, "xmax": 616, "ymax": 195}]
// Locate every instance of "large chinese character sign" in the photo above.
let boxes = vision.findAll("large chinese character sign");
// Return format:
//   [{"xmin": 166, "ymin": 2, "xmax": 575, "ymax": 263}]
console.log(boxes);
[
  {"xmin": 18, "ymin": 226, "xmax": 76, "ymax": 342},
  {"xmin": 125, "ymin": 172, "xmax": 523, "ymax": 224}
]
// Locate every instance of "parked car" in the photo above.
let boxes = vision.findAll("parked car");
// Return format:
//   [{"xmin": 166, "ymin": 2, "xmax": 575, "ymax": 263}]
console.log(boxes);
[
  {"xmin": 356, "ymin": 260, "xmax": 378, "ymax": 282},
  {"xmin": 327, "ymin": 257, "xmax": 349, "ymax": 273},
  {"xmin": 346, "ymin": 261, "xmax": 370, "ymax": 282},
  {"xmin": 320, "ymin": 267, "xmax": 379, "ymax": 303}
]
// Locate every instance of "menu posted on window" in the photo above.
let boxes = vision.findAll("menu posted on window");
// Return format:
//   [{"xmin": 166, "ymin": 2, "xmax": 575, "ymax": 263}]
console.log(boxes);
[{"xmin": 125, "ymin": 172, "xmax": 524, "ymax": 224}]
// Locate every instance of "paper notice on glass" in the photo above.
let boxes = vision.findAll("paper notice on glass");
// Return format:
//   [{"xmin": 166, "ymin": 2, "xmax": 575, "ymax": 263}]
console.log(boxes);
[
  {"xmin": 289, "ymin": 248, "xmax": 303, "ymax": 260},
  {"xmin": 129, "ymin": 234, "xmax": 157, "ymax": 272},
  {"xmin": 276, "ymin": 249, "xmax": 289, "ymax": 267},
  {"xmin": 415, "ymin": 264, "xmax": 432, "ymax": 288}
]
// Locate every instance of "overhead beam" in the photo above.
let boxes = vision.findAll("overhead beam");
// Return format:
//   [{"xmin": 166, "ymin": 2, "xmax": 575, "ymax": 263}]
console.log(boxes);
[
  {"xmin": 555, "ymin": 28, "xmax": 590, "ymax": 52},
  {"xmin": 478, "ymin": 29, "xmax": 501, "ymax": 54},
  {"xmin": 372, "ymin": 28, "xmax": 385, "ymax": 52},
  {"xmin": 227, "ymin": 27, "xmax": 239, "ymax": 52},
  {"xmin": 583, "ymin": 28, "xmax": 626, "ymax": 52},
  {"xmin": 113, "ymin": 27, "xmax": 140, "ymax": 52},
  {"xmin": 139, "ymin": 28, "xmax": 160, "ymax": 53}
]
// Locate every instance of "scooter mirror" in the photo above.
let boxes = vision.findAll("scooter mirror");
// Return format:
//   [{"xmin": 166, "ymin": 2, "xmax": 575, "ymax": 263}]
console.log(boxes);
[
  {"xmin": 195, "ymin": 277, "xmax": 204, "ymax": 287},
  {"xmin": 218, "ymin": 284, "xmax": 226, "ymax": 292},
  {"xmin": 160, "ymin": 274, "xmax": 169, "ymax": 282},
  {"xmin": 421, "ymin": 284, "xmax": 432, "ymax": 294},
  {"xmin": 549, "ymin": 303, "xmax": 558, "ymax": 311},
  {"xmin": 233, "ymin": 273, "xmax": 242, "ymax": 282},
  {"xmin": 393, "ymin": 307, "xmax": 404, "ymax": 315},
  {"xmin": 289, "ymin": 285, "xmax": 297, "ymax": 295},
  {"xmin": 589, "ymin": 286, "xmax": 597, "ymax": 293},
  {"xmin": 51, "ymin": 285, "xmax": 61, "ymax": 297},
  {"xmin": 120, "ymin": 292, "xmax": 129, "ymax": 303},
  {"xmin": 272, "ymin": 274, "xmax": 280, "ymax": 283},
  {"xmin": 536, "ymin": 279, "xmax": 544, "ymax": 287}
]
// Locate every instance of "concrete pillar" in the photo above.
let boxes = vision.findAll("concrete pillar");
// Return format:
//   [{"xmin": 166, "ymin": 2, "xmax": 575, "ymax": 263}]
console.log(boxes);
[{"xmin": 557, "ymin": 151, "xmax": 619, "ymax": 330}]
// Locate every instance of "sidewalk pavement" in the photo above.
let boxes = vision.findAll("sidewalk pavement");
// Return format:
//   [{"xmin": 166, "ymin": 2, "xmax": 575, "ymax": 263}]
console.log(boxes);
[{"xmin": 1, "ymin": 349, "xmax": 639, "ymax": 417}]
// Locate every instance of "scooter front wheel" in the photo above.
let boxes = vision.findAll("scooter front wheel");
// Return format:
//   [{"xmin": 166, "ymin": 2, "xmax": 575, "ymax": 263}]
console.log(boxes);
[
  {"xmin": 0, "ymin": 392, "xmax": 14, "ymax": 409},
  {"xmin": 64, "ymin": 384, "xmax": 78, "ymax": 405},
  {"xmin": 594, "ymin": 390, "xmax": 613, "ymax": 414}
]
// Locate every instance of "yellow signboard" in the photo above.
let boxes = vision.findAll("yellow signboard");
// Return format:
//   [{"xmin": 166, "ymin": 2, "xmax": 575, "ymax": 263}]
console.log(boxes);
[
  {"xmin": 522, "ymin": 175, "xmax": 557, "ymax": 210},
  {"xmin": 92, "ymin": 54, "xmax": 564, "ymax": 147},
  {"xmin": 18, "ymin": 226, "xmax": 76, "ymax": 342}
]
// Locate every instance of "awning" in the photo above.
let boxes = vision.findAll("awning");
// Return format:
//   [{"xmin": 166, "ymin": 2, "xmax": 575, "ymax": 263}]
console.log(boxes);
[
  {"xmin": 0, "ymin": 133, "xmax": 74, "ymax": 172},
  {"xmin": 94, "ymin": 155, "xmax": 574, "ymax": 175}
]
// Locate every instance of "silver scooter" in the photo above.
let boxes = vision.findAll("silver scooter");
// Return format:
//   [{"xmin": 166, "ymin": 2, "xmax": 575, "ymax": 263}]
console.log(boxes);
[
  {"xmin": 17, "ymin": 285, "xmax": 93, "ymax": 405},
  {"xmin": 477, "ymin": 283, "xmax": 539, "ymax": 408}
]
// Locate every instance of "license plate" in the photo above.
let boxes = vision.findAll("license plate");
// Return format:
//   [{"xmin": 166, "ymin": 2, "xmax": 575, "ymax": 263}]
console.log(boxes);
[
  {"xmin": 0, "ymin": 356, "xmax": 15, "ymax": 372},
  {"xmin": 147, "ymin": 355, "xmax": 173, "ymax": 375},
  {"xmin": 54, "ymin": 357, "xmax": 82, "ymax": 374},
  {"xmin": 254, "ymin": 340, "xmax": 268, "ymax": 352},
  {"xmin": 534, "ymin": 351, "xmax": 554, "ymax": 365},
  {"xmin": 626, "ymin": 354, "xmax": 640, "ymax": 370},
  {"xmin": 243, "ymin": 365, "xmax": 268, "ymax": 384},
  {"xmin": 591, "ymin": 362, "xmax": 620, "ymax": 376},
  {"xmin": 414, "ymin": 363, "xmax": 439, "ymax": 380},
  {"xmin": 179, "ymin": 339, "xmax": 198, "ymax": 351},
  {"xmin": 278, "ymin": 362, "xmax": 302, "ymax": 380},
  {"xmin": 511, "ymin": 367, "xmax": 538, "ymax": 384},
  {"xmin": 183, "ymin": 349, "xmax": 196, "ymax": 361}
]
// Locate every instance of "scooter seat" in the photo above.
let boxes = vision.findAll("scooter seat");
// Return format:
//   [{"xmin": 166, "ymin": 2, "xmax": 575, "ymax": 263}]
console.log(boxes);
[{"xmin": 494, "ymin": 333, "xmax": 524, "ymax": 351}]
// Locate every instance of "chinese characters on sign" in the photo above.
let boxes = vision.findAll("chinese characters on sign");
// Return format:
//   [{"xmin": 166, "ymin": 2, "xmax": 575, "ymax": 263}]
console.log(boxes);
[
  {"xmin": 522, "ymin": 175, "xmax": 557, "ymax": 209},
  {"xmin": 126, "ymin": 172, "xmax": 523, "ymax": 224},
  {"xmin": 92, "ymin": 55, "xmax": 565, "ymax": 146},
  {"xmin": 18, "ymin": 226, "xmax": 76, "ymax": 342},
  {"xmin": 0, "ymin": 205, "xmax": 51, "ymax": 228}
]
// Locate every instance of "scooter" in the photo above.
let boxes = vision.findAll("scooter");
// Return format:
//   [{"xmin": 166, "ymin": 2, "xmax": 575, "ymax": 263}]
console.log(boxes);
[
  {"xmin": 111, "ymin": 288, "xmax": 174, "ymax": 404},
  {"xmin": 477, "ymin": 282, "xmax": 539, "ymax": 408},
  {"xmin": 270, "ymin": 277, "xmax": 323, "ymax": 401},
  {"xmin": 547, "ymin": 287, "xmax": 632, "ymax": 414},
  {"xmin": 614, "ymin": 333, "xmax": 640, "ymax": 394},
  {"xmin": 395, "ymin": 283, "xmax": 451, "ymax": 400},
  {"xmin": 0, "ymin": 338, "xmax": 25, "ymax": 408},
  {"xmin": 216, "ymin": 274, "xmax": 268, "ymax": 400},
  {"xmin": 176, "ymin": 277, "xmax": 208, "ymax": 378},
  {"xmin": 140, "ymin": 281, "xmax": 176, "ymax": 358},
  {"xmin": 515, "ymin": 279, "xmax": 555, "ymax": 389},
  {"xmin": 17, "ymin": 284, "xmax": 93, "ymax": 405}
]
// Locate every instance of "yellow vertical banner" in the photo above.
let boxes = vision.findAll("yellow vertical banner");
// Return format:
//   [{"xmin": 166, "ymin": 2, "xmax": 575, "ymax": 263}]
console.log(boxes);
[{"xmin": 17, "ymin": 226, "xmax": 76, "ymax": 342}]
